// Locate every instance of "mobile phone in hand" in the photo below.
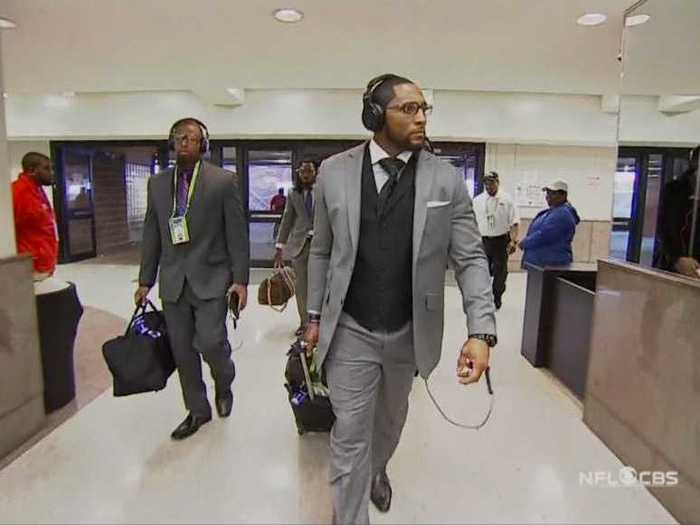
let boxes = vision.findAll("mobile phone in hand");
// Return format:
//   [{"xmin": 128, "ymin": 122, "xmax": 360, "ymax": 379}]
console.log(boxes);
[{"xmin": 229, "ymin": 292, "xmax": 240, "ymax": 318}]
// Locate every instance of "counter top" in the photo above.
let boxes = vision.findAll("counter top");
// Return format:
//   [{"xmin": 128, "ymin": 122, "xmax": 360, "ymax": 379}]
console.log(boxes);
[{"xmin": 599, "ymin": 258, "xmax": 700, "ymax": 291}]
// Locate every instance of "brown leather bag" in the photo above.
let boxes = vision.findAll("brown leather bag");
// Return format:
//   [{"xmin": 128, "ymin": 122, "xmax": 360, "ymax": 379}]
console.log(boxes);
[{"xmin": 257, "ymin": 263, "xmax": 296, "ymax": 312}]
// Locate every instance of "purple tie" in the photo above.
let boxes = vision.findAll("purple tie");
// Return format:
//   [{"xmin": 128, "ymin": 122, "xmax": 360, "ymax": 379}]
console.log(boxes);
[{"xmin": 176, "ymin": 170, "xmax": 190, "ymax": 216}]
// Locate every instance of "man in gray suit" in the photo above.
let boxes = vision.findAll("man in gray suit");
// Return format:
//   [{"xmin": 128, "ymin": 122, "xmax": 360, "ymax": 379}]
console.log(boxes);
[
  {"xmin": 275, "ymin": 159, "xmax": 318, "ymax": 336},
  {"xmin": 305, "ymin": 75, "xmax": 497, "ymax": 524},
  {"xmin": 135, "ymin": 118, "xmax": 249, "ymax": 441}
]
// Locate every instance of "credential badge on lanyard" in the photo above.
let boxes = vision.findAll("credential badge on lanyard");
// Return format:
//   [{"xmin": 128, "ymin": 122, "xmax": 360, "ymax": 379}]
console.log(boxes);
[{"xmin": 168, "ymin": 161, "xmax": 201, "ymax": 245}]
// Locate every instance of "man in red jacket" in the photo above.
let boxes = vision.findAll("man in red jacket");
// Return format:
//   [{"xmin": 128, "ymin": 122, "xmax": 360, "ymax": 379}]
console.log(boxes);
[{"xmin": 12, "ymin": 152, "xmax": 58, "ymax": 281}]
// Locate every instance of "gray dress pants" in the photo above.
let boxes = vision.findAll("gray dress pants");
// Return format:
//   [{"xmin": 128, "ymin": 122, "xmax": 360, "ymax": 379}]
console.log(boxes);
[
  {"xmin": 292, "ymin": 240, "xmax": 310, "ymax": 327},
  {"xmin": 324, "ymin": 312, "xmax": 416, "ymax": 525},
  {"xmin": 162, "ymin": 281, "xmax": 235, "ymax": 418}
]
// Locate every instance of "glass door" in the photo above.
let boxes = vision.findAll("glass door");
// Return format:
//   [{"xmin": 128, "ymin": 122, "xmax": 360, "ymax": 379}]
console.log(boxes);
[
  {"xmin": 245, "ymin": 148, "xmax": 293, "ymax": 266},
  {"xmin": 639, "ymin": 154, "xmax": 663, "ymax": 266},
  {"xmin": 430, "ymin": 142, "xmax": 485, "ymax": 197},
  {"xmin": 613, "ymin": 147, "xmax": 693, "ymax": 265},
  {"xmin": 610, "ymin": 156, "xmax": 639, "ymax": 260},
  {"xmin": 57, "ymin": 148, "xmax": 97, "ymax": 261}
]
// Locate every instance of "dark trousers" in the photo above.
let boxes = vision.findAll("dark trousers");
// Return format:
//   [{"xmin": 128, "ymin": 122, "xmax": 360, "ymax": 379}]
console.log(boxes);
[
  {"xmin": 482, "ymin": 234, "xmax": 510, "ymax": 304},
  {"xmin": 162, "ymin": 281, "xmax": 235, "ymax": 418}
]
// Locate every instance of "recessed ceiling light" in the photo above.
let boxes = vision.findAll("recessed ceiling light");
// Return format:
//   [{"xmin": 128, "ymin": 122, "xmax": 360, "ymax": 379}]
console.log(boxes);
[
  {"xmin": 273, "ymin": 8, "xmax": 303, "ymax": 23},
  {"xmin": 0, "ymin": 17, "xmax": 17, "ymax": 29},
  {"xmin": 625, "ymin": 14, "xmax": 650, "ymax": 27},
  {"xmin": 2, "ymin": 92, "xmax": 7, "ymax": 99},
  {"xmin": 577, "ymin": 13, "xmax": 607, "ymax": 26}
]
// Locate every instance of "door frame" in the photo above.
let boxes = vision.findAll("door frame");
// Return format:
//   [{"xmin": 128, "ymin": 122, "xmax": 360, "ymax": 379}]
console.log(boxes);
[
  {"xmin": 617, "ymin": 146, "xmax": 692, "ymax": 263},
  {"xmin": 51, "ymin": 140, "xmax": 169, "ymax": 263},
  {"xmin": 51, "ymin": 144, "xmax": 98, "ymax": 263},
  {"xmin": 430, "ymin": 141, "xmax": 486, "ymax": 196}
]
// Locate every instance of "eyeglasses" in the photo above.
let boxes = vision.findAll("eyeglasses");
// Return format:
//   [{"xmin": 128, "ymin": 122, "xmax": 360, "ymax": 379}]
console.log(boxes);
[
  {"xmin": 173, "ymin": 133, "xmax": 201, "ymax": 144},
  {"xmin": 386, "ymin": 102, "xmax": 433, "ymax": 117}
]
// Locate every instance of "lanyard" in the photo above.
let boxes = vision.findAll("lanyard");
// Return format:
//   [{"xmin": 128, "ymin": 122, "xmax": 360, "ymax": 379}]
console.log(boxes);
[{"xmin": 171, "ymin": 161, "xmax": 201, "ymax": 216}]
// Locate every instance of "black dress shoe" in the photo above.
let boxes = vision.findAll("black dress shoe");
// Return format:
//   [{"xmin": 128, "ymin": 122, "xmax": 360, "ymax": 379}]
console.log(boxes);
[
  {"xmin": 370, "ymin": 470, "xmax": 392, "ymax": 513},
  {"xmin": 170, "ymin": 413, "xmax": 211, "ymax": 441},
  {"xmin": 215, "ymin": 390, "xmax": 234, "ymax": 418}
]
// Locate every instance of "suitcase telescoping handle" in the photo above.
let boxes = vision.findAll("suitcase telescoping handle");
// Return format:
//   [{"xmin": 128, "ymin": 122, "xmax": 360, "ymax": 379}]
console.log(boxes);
[{"xmin": 299, "ymin": 341, "xmax": 315, "ymax": 401}]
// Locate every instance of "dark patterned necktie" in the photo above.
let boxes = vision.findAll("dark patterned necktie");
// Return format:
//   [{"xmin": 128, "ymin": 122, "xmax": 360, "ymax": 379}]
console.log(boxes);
[
  {"xmin": 377, "ymin": 157, "xmax": 405, "ymax": 216},
  {"xmin": 304, "ymin": 189, "xmax": 313, "ymax": 217},
  {"xmin": 175, "ymin": 170, "xmax": 191, "ymax": 216}
]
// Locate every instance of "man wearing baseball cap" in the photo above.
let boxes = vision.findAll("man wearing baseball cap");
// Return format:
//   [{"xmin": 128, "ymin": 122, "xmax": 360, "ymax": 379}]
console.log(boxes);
[
  {"xmin": 473, "ymin": 171, "xmax": 520, "ymax": 309},
  {"xmin": 519, "ymin": 179, "xmax": 580, "ymax": 267}
]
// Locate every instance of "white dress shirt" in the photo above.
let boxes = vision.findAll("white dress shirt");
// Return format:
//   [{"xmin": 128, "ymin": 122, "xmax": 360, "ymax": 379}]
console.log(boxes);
[
  {"xmin": 473, "ymin": 190, "xmax": 519, "ymax": 237},
  {"xmin": 369, "ymin": 139, "xmax": 413, "ymax": 192}
]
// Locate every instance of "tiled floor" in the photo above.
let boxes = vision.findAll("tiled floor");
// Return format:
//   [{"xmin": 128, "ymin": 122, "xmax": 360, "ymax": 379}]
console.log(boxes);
[
  {"xmin": 0, "ymin": 305, "xmax": 124, "ymax": 471},
  {"xmin": 0, "ymin": 261, "xmax": 677, "ymax": 524}
]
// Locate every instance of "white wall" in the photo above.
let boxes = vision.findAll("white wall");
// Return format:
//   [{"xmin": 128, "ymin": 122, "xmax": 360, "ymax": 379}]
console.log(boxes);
[
  {"xmin": 619, "ymin": 96, "xmax": 700, "ymax": 146},
  {"xmin": 4, "ymin": 89, "xmax": 620, "ymax": 146},
  {"xmin": 2, "ymin": 88, "xmax": 631, "ymax": 224},
  {"xmin": 433, "ymin": 91, "xmax": 618, "ymax": 146},
  {"xmin": 0, "ymin": 37, "xmax": 16, "ymax": 258},
  {"xmin": 485, "ymin": 144, "xmax": 617, "ymax": 221}
]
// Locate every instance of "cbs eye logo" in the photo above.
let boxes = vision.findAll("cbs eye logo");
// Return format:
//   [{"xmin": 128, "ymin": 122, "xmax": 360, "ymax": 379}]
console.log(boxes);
[{"xmin": 619, "ymin": 467, "xmax": 678, "ymax": 487}]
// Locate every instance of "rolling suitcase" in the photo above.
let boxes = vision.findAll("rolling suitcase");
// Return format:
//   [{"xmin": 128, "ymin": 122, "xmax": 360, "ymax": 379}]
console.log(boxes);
[{"xmin": 284, "ymin": 339, "xmax": 335, "ymax": 435}]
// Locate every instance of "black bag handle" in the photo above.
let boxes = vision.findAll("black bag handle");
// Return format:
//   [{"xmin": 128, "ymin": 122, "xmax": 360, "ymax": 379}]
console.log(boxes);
[{"xmin": 125, "ymin": 300, "xmax": 160, "ymax": 335}]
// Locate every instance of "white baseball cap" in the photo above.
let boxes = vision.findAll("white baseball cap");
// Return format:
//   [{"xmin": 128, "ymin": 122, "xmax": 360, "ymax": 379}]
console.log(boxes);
[{"xmin": 543, "ymin": 179, "xmax": 569, "ymax": 192}]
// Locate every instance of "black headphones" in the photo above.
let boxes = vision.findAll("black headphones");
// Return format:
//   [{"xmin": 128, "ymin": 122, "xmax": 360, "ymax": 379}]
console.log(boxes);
[
  {"xmin": 168, "ymin": 117, "xmax": 210, "ymax": 154},
  {"xmin": 361, "ymin": 74, "xmax": 397, "ymax": 132}
]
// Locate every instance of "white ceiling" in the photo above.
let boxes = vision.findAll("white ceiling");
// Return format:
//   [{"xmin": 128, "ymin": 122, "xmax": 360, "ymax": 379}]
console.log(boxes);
[
  {"xmin": 622, "ymin": 0, "xmax": 700, "ymax": 95},
  {"xmin": 0, "ymin": 0, "xmax": 634, "ymax": 97}
]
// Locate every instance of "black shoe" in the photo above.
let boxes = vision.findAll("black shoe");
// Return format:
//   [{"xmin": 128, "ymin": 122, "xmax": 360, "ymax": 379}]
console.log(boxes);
[
  {"xmin": 495, "ymin": 297, "xmax": 502, "ymax": 310},
  {"xmin": 215, "ymin": 390, "xmax": 234, "ymax": 418},
  {"xmin": 370, "ymin": 470, "xmax": 392, "ymax": 513},
  {"xmin": 170, "ymin": 413, "xmax": 211, "ymax": 441}
]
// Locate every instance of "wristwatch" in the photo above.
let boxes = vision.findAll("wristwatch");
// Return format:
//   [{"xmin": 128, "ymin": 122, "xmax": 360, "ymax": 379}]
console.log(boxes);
[
  {"xmin": 469, "ymin": 333, "xmax": 497, "ymax": 347},
  {"xmin": 308, "ymin": 312, "xmax": 321, "ymax": 324}
]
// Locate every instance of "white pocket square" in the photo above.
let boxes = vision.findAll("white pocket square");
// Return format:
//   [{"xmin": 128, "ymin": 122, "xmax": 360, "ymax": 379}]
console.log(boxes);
[{"xmin": 427, "ymin": 200, "xmax": 450, "ymax": 208}]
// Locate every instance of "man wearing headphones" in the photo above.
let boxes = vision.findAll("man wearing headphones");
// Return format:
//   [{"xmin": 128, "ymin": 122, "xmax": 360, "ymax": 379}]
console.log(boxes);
[
  {"xmin": 135, "ymin": 118, "xmax": 249, "ymax": 440},
  {"xmin": 275, "ymin": 158, "xmax": 319, "ymax": 336},
  {"xmin": 305, "ymin": 75, "xmax": 496, "ymax": 523}
]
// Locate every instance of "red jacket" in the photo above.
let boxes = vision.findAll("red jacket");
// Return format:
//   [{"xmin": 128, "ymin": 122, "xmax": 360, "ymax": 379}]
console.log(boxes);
[{"xmin": 11, "ymin": 172, "xmax": 58, "ymax": 274}]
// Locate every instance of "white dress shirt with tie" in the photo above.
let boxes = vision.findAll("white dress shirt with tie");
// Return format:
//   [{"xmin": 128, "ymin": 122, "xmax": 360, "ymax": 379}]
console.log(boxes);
[{"xmin": 369, "ymin": 139, "xmax": 413, "ymax": 191}]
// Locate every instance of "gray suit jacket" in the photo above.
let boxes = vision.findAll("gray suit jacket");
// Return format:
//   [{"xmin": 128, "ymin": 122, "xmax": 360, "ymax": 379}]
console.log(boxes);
[
  {"xmin": 138, "ymin": 161, "xmax": 250, "ymax": 303},
  {"xmin": 307, "ymin": 142, "xmax": 496, "ymax": 377},
  {"xmin": 276, "ymin": 189, "xmax": 313, "ymax": 259}
]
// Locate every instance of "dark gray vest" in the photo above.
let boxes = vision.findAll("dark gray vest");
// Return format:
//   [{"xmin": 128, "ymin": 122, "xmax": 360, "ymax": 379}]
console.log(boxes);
[{"xmin": 343, "ymin": 147, "xmax": 417, "ymax": 332}]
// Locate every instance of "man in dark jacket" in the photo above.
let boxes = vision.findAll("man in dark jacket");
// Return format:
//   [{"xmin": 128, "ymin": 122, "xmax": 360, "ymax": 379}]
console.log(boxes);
[
  {"xmin": 135, "ymin": 118, "xmax": 250, "ymax": 441},
  {"xmin": 657, "ymin": 146, "xmax": 700, "ymax": 279},
  {"xmin": 519, "ymin": 179, "xmax": 580, "ymax": 267}
]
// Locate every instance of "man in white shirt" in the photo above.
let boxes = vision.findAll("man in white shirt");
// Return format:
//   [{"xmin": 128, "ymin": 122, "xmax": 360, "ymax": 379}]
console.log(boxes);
[{"xmin": 473, "ymin": 171, "xmax": 520, "ymax": 309}]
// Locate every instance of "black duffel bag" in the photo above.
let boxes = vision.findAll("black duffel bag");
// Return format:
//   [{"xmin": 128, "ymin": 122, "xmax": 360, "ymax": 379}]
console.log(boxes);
[{"xmin": 102, "ymin": 301, "xmax": 175, "ymax": 397}]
